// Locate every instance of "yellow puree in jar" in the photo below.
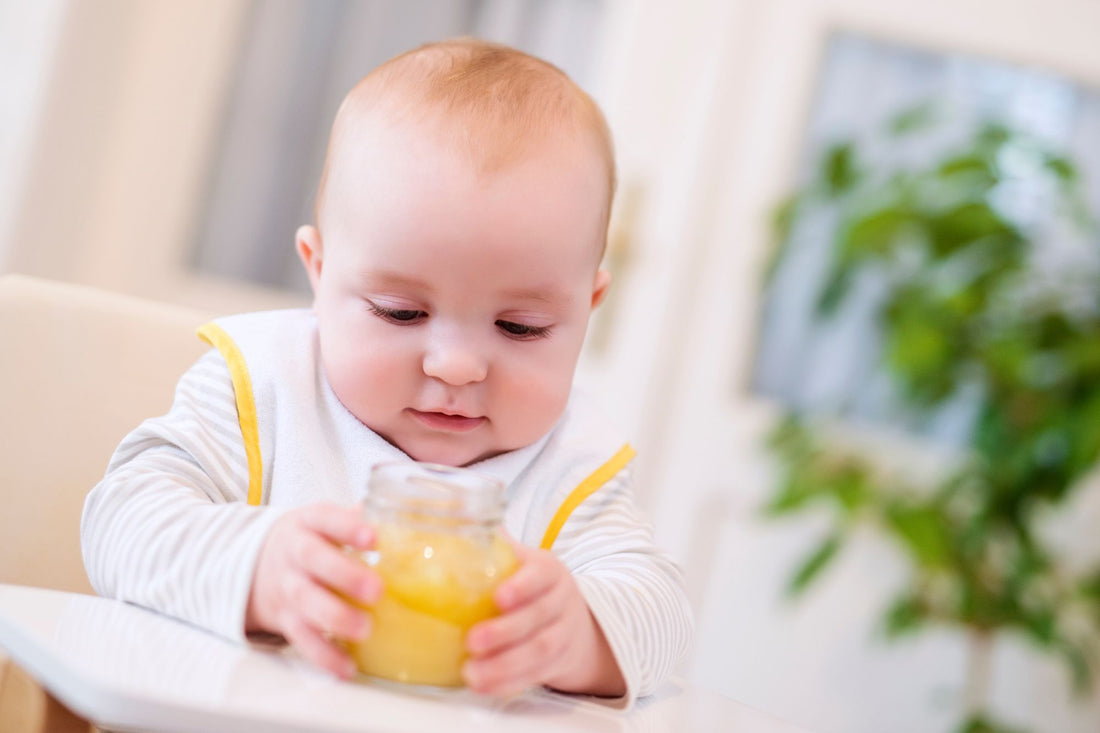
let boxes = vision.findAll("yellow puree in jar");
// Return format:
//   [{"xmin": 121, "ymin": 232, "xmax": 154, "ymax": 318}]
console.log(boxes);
[{"xmin": 346, "ymin": 524, "xmax": 517, "ymax": 687}]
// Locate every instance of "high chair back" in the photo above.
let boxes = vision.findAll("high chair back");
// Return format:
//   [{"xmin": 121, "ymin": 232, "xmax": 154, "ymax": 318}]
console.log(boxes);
[{"xmin": 0, "ymin": 275, "xmax": 211, "ymax": 594}]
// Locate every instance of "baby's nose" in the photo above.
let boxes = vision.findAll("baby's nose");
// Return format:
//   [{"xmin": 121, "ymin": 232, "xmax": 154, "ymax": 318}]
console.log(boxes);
[{"xmin": 422, "ymin": 337, "xmax": 488, "ymax": 386}]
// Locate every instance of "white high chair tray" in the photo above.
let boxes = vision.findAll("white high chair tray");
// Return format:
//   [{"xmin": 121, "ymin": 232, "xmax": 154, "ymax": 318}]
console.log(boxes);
[{"xmin": 0, "ymin": 583, "xmax": 807, "ymax": 733}]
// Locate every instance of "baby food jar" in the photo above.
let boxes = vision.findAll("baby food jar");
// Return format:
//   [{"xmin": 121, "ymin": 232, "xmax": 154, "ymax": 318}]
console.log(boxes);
[{"xmin": 347, "ymin": 461, "xmax": 517, "ymax": 687}]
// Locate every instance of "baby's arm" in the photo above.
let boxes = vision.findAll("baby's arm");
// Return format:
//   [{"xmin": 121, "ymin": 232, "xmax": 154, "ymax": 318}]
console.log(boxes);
[
  {"xmin": 82, "ymin": 350, "xmax": 378, "ymax": 675},
  {"xmin": 463, "ymin": 469, "xmax": 693, "ymax": 704},
  {"xmin": 82, "ymin": 350, "xmax": 280, "ymax": 639}
]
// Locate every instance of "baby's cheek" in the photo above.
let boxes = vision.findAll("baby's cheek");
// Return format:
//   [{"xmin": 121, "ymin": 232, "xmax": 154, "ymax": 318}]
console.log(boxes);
[
  {"xmin": 325, "ymin": 347, "xmax": 406, "ymax": 418},
  {"xmin": 497, "ymin": 371, "xmax": 571, "ymax": 444}
]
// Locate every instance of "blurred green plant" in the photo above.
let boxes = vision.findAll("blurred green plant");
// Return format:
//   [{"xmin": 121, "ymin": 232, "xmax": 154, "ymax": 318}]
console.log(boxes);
[{"xmin": 765, "ymin": 102, "xmax": 1100, "ymax": 733}]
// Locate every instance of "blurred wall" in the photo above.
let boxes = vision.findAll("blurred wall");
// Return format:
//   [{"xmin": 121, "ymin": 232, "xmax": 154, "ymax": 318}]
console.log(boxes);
[
  {"xmin": 1, "ymin": 0, "xmax": 294, "ymax": 314},
  {"xmin": 0, "ymin": 0, "xmax": 67, "ymax": 268},
  {"xmin": 3, "ymin": 2, "xmax": 1100, "ymax": 733}
]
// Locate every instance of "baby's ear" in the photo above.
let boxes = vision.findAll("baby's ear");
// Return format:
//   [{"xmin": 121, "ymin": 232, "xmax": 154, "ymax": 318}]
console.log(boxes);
[
  {"xmin": 591, "ymin": 268, "xmax": 612, "ymax": 309},
  {"xmin": 296, "ymin": 225, "xmax": 324, "ymax": 295}
]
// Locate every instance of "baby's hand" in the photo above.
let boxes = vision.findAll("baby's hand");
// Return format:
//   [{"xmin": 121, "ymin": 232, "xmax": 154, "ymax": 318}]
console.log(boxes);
[
  {"xmin": 246, "ymin": 503, "xmax": 380, "ymax": 678},
  {"xmin": 462, "ymin": 542, "xmax": 625, "ymax": 698}
]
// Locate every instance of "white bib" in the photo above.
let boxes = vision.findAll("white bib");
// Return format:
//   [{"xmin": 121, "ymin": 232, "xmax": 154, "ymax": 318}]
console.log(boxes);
[{"xmin": 197, "ymin": 309, "xmax": 634, "ymax": 548}]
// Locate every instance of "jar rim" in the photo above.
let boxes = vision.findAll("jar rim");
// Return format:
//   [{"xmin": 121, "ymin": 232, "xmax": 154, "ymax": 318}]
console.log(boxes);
[{"xmin": 367, "ymin": 461, "xmax": 505, "ymax": 522}]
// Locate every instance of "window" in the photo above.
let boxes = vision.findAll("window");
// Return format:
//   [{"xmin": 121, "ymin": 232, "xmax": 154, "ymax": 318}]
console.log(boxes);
[{"xmin": 753, "ymin": 32, "xmax": 1100, "ymax": 443}]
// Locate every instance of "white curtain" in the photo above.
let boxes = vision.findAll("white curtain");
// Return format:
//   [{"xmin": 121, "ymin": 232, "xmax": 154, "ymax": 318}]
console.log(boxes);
[{"xmin": 189, "ymin": 0, "xmax": 606, "ymax": 293}]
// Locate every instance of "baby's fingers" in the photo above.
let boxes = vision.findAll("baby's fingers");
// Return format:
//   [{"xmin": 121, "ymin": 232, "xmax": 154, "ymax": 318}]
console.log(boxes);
[
  {"xmin": 297, "ymin": 503, "xmax": 374, "ymax": 550},
  {"xmin": 464, "ymin": 627, "xmax": 567, "ymax": 695},
  {"xmin": 493, "ymin": 546, "xmax": 559, "ymax": 611},
  {"xmin": 292, "ymin": 531, "xmax": 380, "ymax": 605},
  {"xmin": 295, "ymin": 578, "xmax": 371, "ymax": 642},
  {"xmin": 468, "ymin": 578, "xmax": 568, "ymax": 656},
  {"xmin": 283, "ymin": 615, "xmax": 357, "ymax": 679}
]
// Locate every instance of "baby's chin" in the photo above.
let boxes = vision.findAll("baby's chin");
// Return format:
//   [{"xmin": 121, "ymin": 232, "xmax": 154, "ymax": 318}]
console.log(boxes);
[
  {"xmin": 384, "ymin": 434, "xmax": 509, "ymax": 469},
  {"xmin": 421, "ymin": 445, "xmax": 508, "ymax": 469},
  {"xmin": 371, "ymin": 418, "xmax": 543, "ymax": 468}
]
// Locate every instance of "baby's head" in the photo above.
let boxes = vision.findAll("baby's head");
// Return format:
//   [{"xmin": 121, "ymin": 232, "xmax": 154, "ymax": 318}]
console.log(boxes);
[{"xmin": 297, "ymin": 39, "xmax": 616, "ymax": 467}]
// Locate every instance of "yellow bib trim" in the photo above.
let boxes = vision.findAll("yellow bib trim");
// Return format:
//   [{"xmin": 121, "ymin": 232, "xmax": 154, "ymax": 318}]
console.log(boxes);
[
  {"xmin": 538, "ymin": 443, "xmax": 636, "ymax": 551},
  {"xmin": 197, "ymin": 323, "xmax": 264, "ymax": 506}
]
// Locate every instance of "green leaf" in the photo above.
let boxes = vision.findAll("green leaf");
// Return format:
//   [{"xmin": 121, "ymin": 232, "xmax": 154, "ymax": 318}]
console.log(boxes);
[
  {"xmin": 834, "ymin": 467, "xmax": 871, "ymax": 515},
  {"xmin": 889, "ymin": 101, "xmax": 938, "ymax": 136},
  {"xmin": 882, "ymin": 305, "xmax": 958, "ymax": 406},
  {"xmin": 766, "ymin": 415, "xmax": 814, "ymax": 460},
  {"xmin": 772, "ymin": 194, "xmax": 799, "ymax": 241},
  {"xmin": 764, "ymin": 475, "xmax": 821, "ymax": 516},
  {"xmin": 1069, "ymin": 194, "xmax": 1099, "ymax": 231},
  {"xmin": 886, "ymin": 316, "xmax": 950, "ymax": 372},
  {"xmin": 937, "ymin": 154, "xmax": 997, "ymax": 190},
  {"xmin": 841, "ymin": 207, "xmax": 912, "ymax": 259},
  {"xmin": 1019, "ymin": 609, "xmax": 1056, "ymax": 645},
  {"xmin": 1078, "ymin": 569, "xmax": 1100, "ymax": 602},
  {"xmin": 928, "ymin": 201, "xmax": 1016, "ymax": 256},
  {"xmin": 765, "ymin": 195, "xmax": 801, "ymax": 282},
  {"xmin": 976, "ymin": 122, "xmax": 1012, "ymax": 151},
  {"xmin": 886, "ymin": 504, "xmax": 952, "ymax": 567},
  {"xmin": 1044, "ymin": 154, "xmax": 1078, "ymax": 183},
  {"xmin": 815, "ymin": 265, "xmax": 854, "ymax": 316},
  {"xmin": 815, "ymin": 206, "xmax": 914, "ymax": 315},
  {"xmin": 882, "ymin": 593, "xmax": 928, "ymax": 637},
  {"xmin": 955, "ymin": 714, "xmax": 1028, "ymax": 733},
  {"xmin": 1065, "ymin": 395, "xmax": 1100, "ymax": 478},
  {"xmin": 787, "ymin": 533, "xmax": 842, "ymax": 596},
  {"xmin": 1064, "ymin": 333, "xmax": 1100, "ymax": 377},
  {"xmin": 821, "ymin": 142, "xmax": 860, "ymax": 195},
  {"xmin": 1059, "ymin": 641, "xmax": 1093, "ymax": 694}
]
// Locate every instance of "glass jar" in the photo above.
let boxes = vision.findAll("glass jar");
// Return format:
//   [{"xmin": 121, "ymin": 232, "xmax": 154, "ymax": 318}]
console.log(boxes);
[{"xmin": 346, "ymin": 461, "xmax": 517, "ymax": 687}]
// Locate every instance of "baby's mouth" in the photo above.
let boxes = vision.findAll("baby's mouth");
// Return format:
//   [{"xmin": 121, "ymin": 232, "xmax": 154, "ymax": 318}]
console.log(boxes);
[{"xmin": 408, "ymin": 409, "xmax": 486, "ymax": 433}]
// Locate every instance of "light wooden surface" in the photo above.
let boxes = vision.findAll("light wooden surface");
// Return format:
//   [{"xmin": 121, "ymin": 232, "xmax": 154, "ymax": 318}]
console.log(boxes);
[{"xmin": 0, "ymin": 652, "xmax": 94, "ymax": 733}]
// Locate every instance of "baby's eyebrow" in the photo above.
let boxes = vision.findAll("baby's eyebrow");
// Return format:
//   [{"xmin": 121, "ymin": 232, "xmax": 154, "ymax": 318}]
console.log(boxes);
[
  {"xmin": 360, "ymin": 271, "xmax": 432, "ymax": 292},
  {"xmin": 360, "ymin": 271, "xmax": 570, "ymax": 305},
  {"xmin": 500, "ymin": 286, "xmax": 568, "ymax": 304}
]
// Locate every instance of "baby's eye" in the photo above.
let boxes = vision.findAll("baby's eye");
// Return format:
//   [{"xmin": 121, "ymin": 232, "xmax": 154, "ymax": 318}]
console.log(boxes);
[
  {"xmin": 368, "ymin": 301, "xmax": 426, "ymax": 324},
  {"xmin": 496, "ymin": 320, "xmax": 551, "ymax": 340}
]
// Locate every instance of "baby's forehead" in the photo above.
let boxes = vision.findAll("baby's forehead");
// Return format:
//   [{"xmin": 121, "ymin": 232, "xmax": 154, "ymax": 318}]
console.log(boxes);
[
  {"xmin": 322, "ymin": 125, "xmax": 608, "ymax": 269},
  {"xmin": 335, "ymin": 104, "xmax": 600, "ymax": 181},
  {"xmin": 322, "ymin": 61, "xmax": 611, "ymax": 196},
  {"xmin": 322, "ymin": 106, "xmax": 611, "ymax": 250}
]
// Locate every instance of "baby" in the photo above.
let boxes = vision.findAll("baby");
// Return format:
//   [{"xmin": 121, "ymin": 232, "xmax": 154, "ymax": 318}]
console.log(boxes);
[{"xmin": 82, "ymin": 38, "xmax": 692, "ymax": 704}]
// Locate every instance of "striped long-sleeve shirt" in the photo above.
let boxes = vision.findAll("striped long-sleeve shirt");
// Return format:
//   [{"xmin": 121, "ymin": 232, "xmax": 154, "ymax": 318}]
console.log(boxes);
[{"xmin": 82, "ymin": 332, "xmax": 693, "ymax": 706}]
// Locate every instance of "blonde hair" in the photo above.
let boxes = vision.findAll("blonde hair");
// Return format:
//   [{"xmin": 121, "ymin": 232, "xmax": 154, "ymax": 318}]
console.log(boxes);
[{"xmin": 314, "ymin": 38, "xmax": 616, "ymax": 240}]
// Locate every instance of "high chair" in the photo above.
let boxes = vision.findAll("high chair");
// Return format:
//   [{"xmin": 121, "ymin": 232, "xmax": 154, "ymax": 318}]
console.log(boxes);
[{"xmin": 0, "ymin": 274, "xmax": 211, "ymax": 732}]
